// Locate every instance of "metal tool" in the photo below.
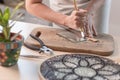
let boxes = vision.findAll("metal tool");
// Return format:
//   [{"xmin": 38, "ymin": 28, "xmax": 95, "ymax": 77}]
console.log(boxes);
[
  {"xmin": 20, "ymin": 55, "xmax": 44, "ymax": 59},
  {"xmin": 79, "ymin": 28, "xmax": 86, "ymax": 41},
  {"xmin": 24, "ymin": 34, "xmax": 53, "ymax": 55}
]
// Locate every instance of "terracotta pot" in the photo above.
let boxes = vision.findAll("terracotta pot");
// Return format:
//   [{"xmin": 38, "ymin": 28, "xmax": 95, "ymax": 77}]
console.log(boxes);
[{"xmin": 0, "ymin": 33, "xmax": 24, "ymax": 67}]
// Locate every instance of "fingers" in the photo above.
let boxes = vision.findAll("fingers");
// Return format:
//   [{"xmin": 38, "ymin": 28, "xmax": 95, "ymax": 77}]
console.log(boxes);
[
  {"xmin": 71, "ymin": 10, "xmax": 85, "ymax": 29},
  {"xmin": 65, "ymin": 9, "xmax": 97, "ymax": 38},
  {"xmin": 86, "ymin": 22, "xmax": 93, "ymax": 38},
  {"xmin": 92, "ymin": 24, "xmax": 98, "ymax": 36},
  {"xmin": 88, "ymin": 14, "xmax": 94, "ymax": 38},
  {"xmin": 84, "ymin": 14, "xmax": 97, "ymax": 38},
  {"xmin": 73, "ymin": 9, "xmax": 87, "ymax": 17}
]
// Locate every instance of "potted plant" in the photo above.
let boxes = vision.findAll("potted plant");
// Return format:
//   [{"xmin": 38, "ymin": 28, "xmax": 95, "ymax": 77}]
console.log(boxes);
[{"xmin": 0, "ymin": 2, "xmax": 24, "ymax": 67}]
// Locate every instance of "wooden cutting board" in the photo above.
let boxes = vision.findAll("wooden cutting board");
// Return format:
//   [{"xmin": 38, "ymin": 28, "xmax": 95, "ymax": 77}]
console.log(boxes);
[{"xmin": 24, "ymin": 27, "xmax": 115, "ymax": 56}]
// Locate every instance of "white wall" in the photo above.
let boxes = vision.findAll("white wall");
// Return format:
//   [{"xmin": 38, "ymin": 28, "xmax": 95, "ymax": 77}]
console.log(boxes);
[
  {"xmin": 109, "ymin": 0, "xmax": 120, "ymax": 57},
  {"xmin": 109, "ymin": 0, "xmax": 120, "ymax": 36}
]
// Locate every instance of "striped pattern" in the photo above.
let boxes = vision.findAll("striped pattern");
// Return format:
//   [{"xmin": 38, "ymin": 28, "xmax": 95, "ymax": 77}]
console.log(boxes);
[{"xmin": 0, "ymin": 34, "xmax": 24, "ymax": 51}]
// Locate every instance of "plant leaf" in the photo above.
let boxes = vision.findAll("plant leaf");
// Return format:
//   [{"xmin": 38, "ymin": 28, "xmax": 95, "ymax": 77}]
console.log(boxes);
[
  {"xmin": 11, "ymin": 2, "xmax": 24, "ymax": 18},
  {"xmin": 0, "ymin": 8, "xmax": 3, "ymax": 17},
  {"xmin": 0, "ymin": 7, "xmax": 10, "ymax": 27},
  {"xmin": 3, "ymin": 7, "xmax": 10, "ymax": 22},
  {"xmin": 3, "ymin": 26, "xmax": 11, "ymax": 40},
  {"xmin": 11, "ymin": 13, "xmax": 24, "ymax": 24},
  {"xmin": 0, "ymin": 9, "xmax": 3, "ymax": 23},
  {"xmin": 0, "ymin": 37, "xmax": 4, "ymax": 42},
  {"xmin": 0, "ymin": 2, "xmax": 24, "ymax": 42}
]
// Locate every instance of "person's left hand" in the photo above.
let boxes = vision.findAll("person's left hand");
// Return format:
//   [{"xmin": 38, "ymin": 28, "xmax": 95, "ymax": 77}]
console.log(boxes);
[{"xmin": 83, "ymin": 12, "xmax": 98, "ymax": 38}]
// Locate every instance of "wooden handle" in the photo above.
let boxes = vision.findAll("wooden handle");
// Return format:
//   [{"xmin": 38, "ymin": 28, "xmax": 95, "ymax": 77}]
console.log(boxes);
[
  {"xmin": 73, "ymin": 0, "xmax": 78, "ymax": 11},
  {"xmin": 73, "ymin": 0, "xmax": 85, "ymax": 34}
]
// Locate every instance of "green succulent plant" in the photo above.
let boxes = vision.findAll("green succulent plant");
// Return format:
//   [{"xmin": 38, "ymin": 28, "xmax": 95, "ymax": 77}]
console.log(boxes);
[{"xmin": 0, "ymin": 2, "xmax": 24, "ymax": 42}]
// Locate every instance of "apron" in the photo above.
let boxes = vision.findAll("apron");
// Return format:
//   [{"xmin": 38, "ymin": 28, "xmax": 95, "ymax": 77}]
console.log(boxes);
[{"xmin": 49, "ymin": 0, "xmax": 111, "ymax": 33}]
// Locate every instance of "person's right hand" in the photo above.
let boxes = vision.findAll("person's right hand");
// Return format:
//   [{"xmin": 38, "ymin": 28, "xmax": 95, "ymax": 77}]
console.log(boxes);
[
  {"xmin": 64, "ymin": 9, "xmax": 87, "ymax": 30},
  {"xmin": 64, "ymin": 9, "xmax": 97, "ymax": 38}
]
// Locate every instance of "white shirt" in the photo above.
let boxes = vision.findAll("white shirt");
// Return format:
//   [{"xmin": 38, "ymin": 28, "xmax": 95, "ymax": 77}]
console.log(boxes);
[{"xmin": 49, "ymin": 0, "xmax": 111, "ymax": 33}]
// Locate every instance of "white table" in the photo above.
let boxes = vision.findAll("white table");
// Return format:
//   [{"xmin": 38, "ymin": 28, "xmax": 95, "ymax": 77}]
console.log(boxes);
[{"xmin": 0, "ymin": 21, "xmax": 120, "ymax": 80}]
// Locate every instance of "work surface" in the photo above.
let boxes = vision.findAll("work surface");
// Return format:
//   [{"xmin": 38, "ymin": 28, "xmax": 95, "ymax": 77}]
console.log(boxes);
[
  {"xmin": 0, "ymin": 21, "xmax": 120, "ymax": 80},
  {"xmin": 25, "ymin": 27, "xmax": 114, "ymax": 56}
]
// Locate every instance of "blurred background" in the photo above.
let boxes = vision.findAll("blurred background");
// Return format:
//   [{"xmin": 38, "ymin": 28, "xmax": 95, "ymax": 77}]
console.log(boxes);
[
  {"xmin": 0, "ymin": 0, "xmax": 51, "ymax": 26},
  {"xmin": 0, "ymin": 0, "xmax": 120, "ymax": 35}
]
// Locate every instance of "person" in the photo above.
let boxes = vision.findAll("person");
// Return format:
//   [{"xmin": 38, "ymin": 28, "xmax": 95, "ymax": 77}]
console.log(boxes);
[{"xmin": 25, "ymin": 0, "xmax": 110, "ymax": 38}]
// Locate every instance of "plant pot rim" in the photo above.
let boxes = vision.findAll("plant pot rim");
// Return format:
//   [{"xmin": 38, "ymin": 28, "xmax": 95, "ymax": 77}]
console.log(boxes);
[
  {"xmin": 0, "ymin": 32, "xmax": 24, "ymax": 44},
  {"xmin": 0, "ymin": 32, "xmax": 24, "ymax": 50}
]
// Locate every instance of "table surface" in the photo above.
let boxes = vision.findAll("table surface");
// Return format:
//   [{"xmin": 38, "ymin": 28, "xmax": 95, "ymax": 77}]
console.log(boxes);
[{"xmin": 0, "ymin": 21, "xmax": 120, "ymax": 80}]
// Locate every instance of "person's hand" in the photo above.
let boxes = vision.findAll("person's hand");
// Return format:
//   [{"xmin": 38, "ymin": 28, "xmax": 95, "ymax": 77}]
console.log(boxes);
[
  {"xmin": 84, "ymin": 13, "xmax": 97, "ymax": 38},
  {"xmin": 64, "ymin": 9, "xmax": 97, "ymax": 38},
  {"xmin": 64, "ymin": 9, "xmax": 87, "ymax": 30}
]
